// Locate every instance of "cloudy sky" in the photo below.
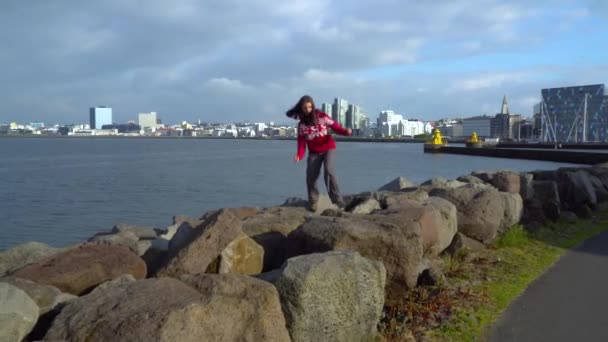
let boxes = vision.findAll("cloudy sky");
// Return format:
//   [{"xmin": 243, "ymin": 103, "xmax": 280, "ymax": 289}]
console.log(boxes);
[{"xmin": 2, "ymin": 0, "xmax": 608, "ymax": 125}]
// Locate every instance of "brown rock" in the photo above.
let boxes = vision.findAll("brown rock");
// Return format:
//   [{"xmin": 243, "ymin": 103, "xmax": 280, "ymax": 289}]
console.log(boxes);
[
  {"xmin": 180, "ymin": 274, "xmax": 291, "ymax": 341},
  {"xmin": 45, "ymin": 276, "xmax": 290, "ymax": 342},
  {"xmin": 207, "ymin": 233, "xmax": 264, "ymax": 275},
  {"xmin": 200, "ymin": 207, "xmax": 259, "ymax": 221},
  {"xmin": 157, "ymin": 209, "xmax": 242, "ymax": 277},
  {"xmin": 11, "ymin": 243, "xmax": 146, "ymax": 295},
  {"xmin": 491, "ymin": 171, "xmax": 521, "ymax": 193}
]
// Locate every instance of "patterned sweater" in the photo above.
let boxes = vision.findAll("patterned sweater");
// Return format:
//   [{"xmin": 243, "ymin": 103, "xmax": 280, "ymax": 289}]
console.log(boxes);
[{"xmin": 296, "ymin": 111, "xmax": 351, "ymax": 159}]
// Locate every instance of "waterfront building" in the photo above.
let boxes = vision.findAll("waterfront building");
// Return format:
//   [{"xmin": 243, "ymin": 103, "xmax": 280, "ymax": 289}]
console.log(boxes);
[
  {"xmin": 89, "ymin": 106, "xmax": 112, "ymax": 129},
  {"xmin": 540, "ymin": 84, "xmax": 608, "ymax": 142},
  {"xmin": 462, "ymin": 115, "xmax": 492, "ymax": 138}
]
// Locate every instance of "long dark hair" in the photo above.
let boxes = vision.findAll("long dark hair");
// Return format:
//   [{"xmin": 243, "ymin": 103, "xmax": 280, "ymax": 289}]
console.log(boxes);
[{"xmin": 286, "ymin": 95, "xmax": 318, "ymax": 126}]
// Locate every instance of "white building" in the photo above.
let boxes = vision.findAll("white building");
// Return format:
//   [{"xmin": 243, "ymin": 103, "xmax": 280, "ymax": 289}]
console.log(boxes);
[
  {"xmin": 139, "ymin": 112, "xmax": 160, "ymax": 130},
  {"xmin": 397, "ymin": 120, "xmax": 425, "ymax": 137},
  {"xmin": 377, "ymin": 110, "xmax": 404, "ymax": 136}
]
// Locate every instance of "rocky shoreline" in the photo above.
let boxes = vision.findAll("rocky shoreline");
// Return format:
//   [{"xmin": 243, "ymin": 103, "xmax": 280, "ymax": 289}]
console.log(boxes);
[{"xmin": 2, "ymin": 162, "xmax": 608, "ymax": 342}]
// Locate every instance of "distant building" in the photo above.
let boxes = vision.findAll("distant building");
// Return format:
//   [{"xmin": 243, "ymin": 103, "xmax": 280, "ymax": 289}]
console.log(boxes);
[
  {"xmin": 139, "ymin": 112, "xmax": 159, "ymax": 130},
  {"xmin": 438, "ymin": 124, "xmax": 463, "ymax": 138},
  {"xmin": 89, "ymin": 107, "xmax": 112, "ymax": 129},
  {"xmin": 490, "ymin": 95, "xmax": 523, "ymax": 140},
  {"xmin": 540, "ymin": 84, "xmax": 608, "ymax": 142},
  {"xmin": 29, "ymin": 122, "xmax": 45, "ymax": 129},
  {"xmin": 101, "ymin": 123, "xmax": 140, "ymax": 133},
  {"xmin": 346, "ymin": 104, "xmax": 361, "ymax": 129},
  {"xmin": 332, "ymin": 98, "xmax": 348, "ymax": 127},
  {"xmin": 321, "ymin": 103, "xmax": 333, "ymax": 118},
  {"xmin": 462, "ymin": 115, "xmax": 492, "ymax": 138}
]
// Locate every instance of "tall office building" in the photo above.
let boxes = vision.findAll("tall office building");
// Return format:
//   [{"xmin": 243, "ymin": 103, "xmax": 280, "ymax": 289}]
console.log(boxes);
[
  {"xmin": 332, "ymin": 98, "xmax": 348, "ymax": 127},
  {"xmin": 139, "ymin": 112, "xmax": 159, "ymax": 129},
  {"xmin": 540, "ymin": 84, "xmax": 608, "ymax": 142},
  {"xmin": 321, "ymin": 103, "xmax": 333, "ymax": 117},
  {"xmin": 89, "ymin": 107, "xmax": 112, "ymax": 129},
  {"xmin": 346, "ymin": 104, "xmax": 361, "ymax": 129}
]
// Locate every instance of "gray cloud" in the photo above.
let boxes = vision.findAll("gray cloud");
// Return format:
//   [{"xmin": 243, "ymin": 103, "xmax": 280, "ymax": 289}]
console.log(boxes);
[{"xmin": 0, "ymin": 0, "xmax": 606, "ymax": 124}]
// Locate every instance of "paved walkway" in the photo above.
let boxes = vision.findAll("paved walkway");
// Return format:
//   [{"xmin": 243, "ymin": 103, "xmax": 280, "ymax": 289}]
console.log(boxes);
[{"xmin": 487, "ymin": 230, "xmax": 608, "ymax": 341}]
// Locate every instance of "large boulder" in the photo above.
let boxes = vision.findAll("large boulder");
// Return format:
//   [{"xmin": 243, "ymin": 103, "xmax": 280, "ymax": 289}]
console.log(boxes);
[
  {"xmin": 287, "ymin": 215, "xmax": 422, "ymax": 303},
  {"xmin": 88, "ymin": 230, "xmax": 140, "ymax": 254},
  {"xmin": 0, "ymin": 277, "xmax": 75, "ymax": 315},
  {"xmin": 242, "ymin": 207, "xmax": 309, "ymax": 271},
  {"xmin": 11, "ymin": 243, "xmax": 147, "ymax": 295},
  {"xmin": 206, "ymin": 233, "xmax": 264, "ymax": 275},
  {"xmin": 0, "ymin": 242, "xmax": 61, "ymax": 277},
  {"xmin": 0, "ymin": 282, "xmax": 39, "ymax": 342},
  {"xmin": 491, "ymin": 171, "xmax": 521, "ymax": 193},
  {"xmin": 429, "ymin": 185, "xmax": 504, "ymax": 244},
  {"xmin": 443, "ymin": 232, "xmax": 486, "ymax": 256},
  {"xmin": 274, "ymin": 251, "xmax": 385, "ymax": 342},
  {"xmin": 500, "ymin": 192, "xmax": 524, "ymax": 231},
  {"xmin": 45, "ymin": 276, "xmax": 289, "ymax": 342},
  {"xmin": 180, "ymin": 274, "xmax": 290, "ymax": 341},
  {"xmin": 157, "ymin": 209, "xmax": 242, "ymax": 277},
  {"xmin": 559, "ymin": 169, "xmax": 597, "ymax": 210},
  {"xmin": 378, "ymin": 176, "xmax": 414, "ymax": 191}
]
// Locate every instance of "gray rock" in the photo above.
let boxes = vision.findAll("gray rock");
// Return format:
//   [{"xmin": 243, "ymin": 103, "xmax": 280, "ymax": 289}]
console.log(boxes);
[
  {"xmin": 443, "ymin": 232, "xmax": 486, "ymax": 256},
  {"xmin": 430, "ymin": 185, "xmax": 504, "ymax": 244},
  {"xmin": 350, "ymin": 198, "xmax": 381, "ymax": 214},
  {"xmin": 532, "ymin": 181, "xmax": 561, "ymax": 221},
  {"xmin": 0, "ymin": 242, "xmax": 61, "ymax": 277},
  {"xmin": 471, "ymin": 170, "xmax": 497, "ymax": 183},
  {"xmin": 0, "ymin": 283, "xmax": 39, "ymax": 342},
  {"xmin": 520, "ymin": 173, "xmax": 535, "ymax": 201},
  {"xmin": 0, "ymin": 277, "xmax": 76, "ymax": 315},
  {"xmin": 384, "ymin": 189, "xmax": 430, "ymax": 210},
  {"xmin": 275, "ymin": 251, "xmax": 385, "ymax": 342},
  {"xmin": 532, "ymin": 170, "xmax": 558, "ymax": 181},
  {"xmin": 457, "ymin": 175, "xmax": 485, "ymax": 185},
  {"xmin": 422, "ymin": 177, "xmax": 466, "ymax": 189},
  {"xmin": 287, "ymin": 215, "xmax": 422, "ymax": 303},
  {"xmin": 500, "ymin": 192, "xmax": 524, "ymax": 231},
  {"xmin": 92, "ymin": 274, "xmax": 136, "ymax": 293},
  {"xmin": 378, "ymin": 176, "xmax": 414, "ymax": 192},
  {"xmin": 282, "ymin": 194, "xmax": 338, "ymax": 214},
  {"xmin": 425, "ymin": 197, "xmax": 459, "ymax": 256},
  {"xmin": 167, "ymin": 222, "xmax": 197, "ymax": 252},
  {"xmin": 560, "ymin": 170, "xmax": 597, "ymax": 210},
  {"xmin": 111, "ymin": 223, "xmax": 159, "ymax": 240}
]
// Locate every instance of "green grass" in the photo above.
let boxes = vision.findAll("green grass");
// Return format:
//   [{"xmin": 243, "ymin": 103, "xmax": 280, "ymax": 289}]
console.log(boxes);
[{"xmin": 427, "ymin": 213, "xmax": 608, "ymax": 341}]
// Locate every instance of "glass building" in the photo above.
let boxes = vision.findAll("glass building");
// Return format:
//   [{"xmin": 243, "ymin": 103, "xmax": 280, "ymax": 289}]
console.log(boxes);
[
  {"xmin": 541, "ymin": 84, "xmax": 608, "ymax": 142},
  {"xmin": 89, "ymin": 107, "xmax": 113, "ymax": 129}
]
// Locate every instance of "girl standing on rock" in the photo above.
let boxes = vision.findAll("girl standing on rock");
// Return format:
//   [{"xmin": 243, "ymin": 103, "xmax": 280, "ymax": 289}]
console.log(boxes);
[{"xmin": 286, "ymin": 95, "xmax": 352, "ymax": 212}]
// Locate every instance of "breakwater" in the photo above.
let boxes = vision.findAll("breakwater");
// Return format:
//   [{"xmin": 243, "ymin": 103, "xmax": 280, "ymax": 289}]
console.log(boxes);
[{"xmin": 2, "ymin": 163, "xmax": 608, "ymax": 341}]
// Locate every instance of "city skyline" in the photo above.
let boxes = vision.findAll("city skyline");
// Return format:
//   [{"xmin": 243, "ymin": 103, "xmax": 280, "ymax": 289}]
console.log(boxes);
[{"xmin": 1, "ymin": 1, "xmax": 607, "ymax": 124}]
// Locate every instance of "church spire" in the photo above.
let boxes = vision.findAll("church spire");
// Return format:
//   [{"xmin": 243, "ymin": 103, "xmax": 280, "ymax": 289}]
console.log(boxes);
[{"xmin": 501, "ymin": 94, "xmax": 510, "ymax": 115}]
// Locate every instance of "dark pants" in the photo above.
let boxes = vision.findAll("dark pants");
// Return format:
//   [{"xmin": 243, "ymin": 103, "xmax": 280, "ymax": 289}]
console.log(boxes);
[{"xmin": 306, "ymin": 149, "xmax": 342, "ymax": 204}]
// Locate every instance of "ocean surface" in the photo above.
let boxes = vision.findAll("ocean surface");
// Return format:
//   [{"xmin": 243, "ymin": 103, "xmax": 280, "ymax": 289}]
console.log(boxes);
[{"xmin": 0, "ymin": 137, "xmax": 580, "ymax": 250}]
